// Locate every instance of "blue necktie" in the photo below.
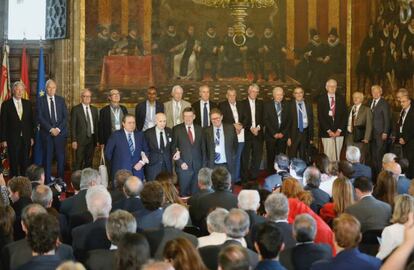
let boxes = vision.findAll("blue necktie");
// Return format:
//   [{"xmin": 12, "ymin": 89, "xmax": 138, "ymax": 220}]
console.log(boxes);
[
  {"xmin": 298, "ymin": 103, "xmax": 304, "ymax": 133},
  {"xmin": 215, "ymin": 128, "xmax": 220, "ymax": 162},
  {"xmin": 50, "ymin": 97, "xmax": 57, "ymax": 125},
  {"xmin": 203, "ymin": 102, "xmax": 209, "ymax": 128},
  {"xmin": 128, "ymin": 133, "xmax": 134, "ymax": 156}
]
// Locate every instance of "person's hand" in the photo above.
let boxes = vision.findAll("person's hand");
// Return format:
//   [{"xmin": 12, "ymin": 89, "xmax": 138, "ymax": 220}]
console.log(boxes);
[
  {"xmin": 334, "ymin": 130, "xmax": 341, "ymax": 137},
  {"xmin": 134, "ymin": 161, "xmax": 144, "ymax": 171},
  {"xmin": 72, "ymin": 142, "xmax": 78, "ymax": 150},
  {"xmin": 328, "ymin": 131, "xmax": 335, "ymax": 137},
  {"xmin": 181, "ymin": 163, "xmax": 189, "ymax": 170},
  {"xmin": 362, "ymin": 139, "xmax": 369, "ymax": 144},
  {"xmin": 173, "ymin": 151, "xmax": 180, "ymax": 161},
  {"xmin": 1, "ymin": 142, "xmax": 6, "ymax": 148},
  {"xmin": 400, "ymin": 138, "xmax": 406, "ymax": 145},
  {"xmin": 30, "ymin": 139, "xmax": 34, "ymax": 146},
  {"xmin": 0, "ymin": 173, "xmax": 5, "ymax": 187},
  {"xmin": 382, "ymin": 133, "xmax": 388, "ymax": 141},
  {"xmin": 287, "ymin": 138, "xmax": 292, "ymax": 146}
]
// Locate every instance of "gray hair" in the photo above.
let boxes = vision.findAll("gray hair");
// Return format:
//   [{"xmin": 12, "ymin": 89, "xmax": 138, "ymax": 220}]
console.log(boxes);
[
  {"xmin": 171, "ymin": 85, "xmax": 183, "ymax": 95},
  {"xmin": 86, "ymin": 185, "xmax": 112, "ymax": 220},
  {"xmin": 206, "ymin": 208, "xmax": 229, "ymax": 233},
  {"xmin": 124, "ymin": 176, "xmax": 143, "ymax": 197},
  {"xmin": 249, "ymin": 83, "xmax": 259, "ymax": 91},
  {"xmin": 293, "ymin": 214, "xmax": 317, "ymax": 242},
  {"xmin": 346, "ymin": 146, "xmax": 361, "ymax": 163},
  {"xmin": 383, "ymin": 153, "xmax": 397, "ymax": 164},
  {"xmin": 265, "ymin": 193, "xmax": 289, "ymax": 221},
  {"xmin": 224, "ymin": 209, "xmax": 250, "ymax": 239},
  {"xmin": 31, "ymin": 185, "xmax": 53, "ymax": 208},
  {"xmin": 45, "ymin": 79, "xmax": 56, "ymax": 89},
  {"xmin": 12, "ymin": 81, "xmax": 26, "ymax": 90},
  {"xmin": 237, "ymin": 190, "xmax": 260, "ymax": 211},
  {"xmin": 162, "ymin": 203, "xmax": 189, "ymax": 230},
  {"xmin": 303, "ymin": 166, "xmax": 322, "ymax": 187},
  {"xmin": 80, "ymin": 168, "xmax": 101, "ymax": 190},
  {"xmin": 21, "ymin": 204, "xmax": 47, "ymax": 227},
  {"xmin": 198, "ymin": 167, "xmax": 213, "ymax": 188},
  {"xmin": 106, "ymin": 210, "xmax": 137, "ymax": 245}
]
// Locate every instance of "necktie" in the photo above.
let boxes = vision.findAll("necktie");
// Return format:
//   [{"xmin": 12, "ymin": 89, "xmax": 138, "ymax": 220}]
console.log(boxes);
[
  {"xmin": 298, "ymin": 103, "xmax": 304, "ymax": 132},
  {"xmin": 85, "ymin": 106, "xmax": 92, "ymax": 137},
  {"xmin": 50, "ymin": 97, "xmax": 57, "ymax": 125},
  {"xmin": 128, "ymin": 133, "xmax": 134, "ymax": 155},
  {"xmin": 276, "ymin": 102, "xmax": 281, "ymax": 127},
  {"xmin": 399, "ymin": 109, "xmax": 406, "ymax": 130},
  {"xmin": 215, "ymin": 128, "xmax": 221, "ymax": 162},
  {"xmin": 187, "ymin": 126, "xmax": 194, "ymax": 144},
  {"xmin": 17, "ymin": 101, "xmax": 22, "ymax": 120},
  {"xmin": 160, "ymin": 131, "xmax": 165, "ymax": 150},
  {"xmin": 203, "ymin": 102, "xmax": 209, "ymax": 127},
  {"xmin": 371, "ymin": 100, "xmax": 377, "ymax": 111},
  {"xmin": 351, "ymin": 106, "xmax": 356, "ymax": 132},
  {"xmin": 330, "ymin": 96, "xmax": 336, "ymax": 117}
]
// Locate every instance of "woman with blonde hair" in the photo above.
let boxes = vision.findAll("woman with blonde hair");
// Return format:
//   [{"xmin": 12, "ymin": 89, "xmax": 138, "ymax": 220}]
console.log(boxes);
[
  {"xmin": 281, "ymin": 177, "xmax": 313, "ymax": 206},
  {"xmin": 376, "ymin": 194, "xmax": 414, "ymax": 260}
]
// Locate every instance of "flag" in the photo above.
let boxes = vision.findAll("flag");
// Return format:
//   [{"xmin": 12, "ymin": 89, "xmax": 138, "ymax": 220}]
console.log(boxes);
[
  {"xmin": 20, "ymin": 47, "xmax": 30, "ymax": 99},
  {"xmin": 0, "ymin": 44, "xmax": 10, "ymax": 107},
  {"xmin": 33, "ymin": 47, "xmax": 45, "ymax": 165}
]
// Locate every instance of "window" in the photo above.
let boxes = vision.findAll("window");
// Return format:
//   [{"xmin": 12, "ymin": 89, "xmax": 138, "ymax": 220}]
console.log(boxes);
[{"xmin": 8, "ymin": 0, "xmax": 47, "ymax": 40}]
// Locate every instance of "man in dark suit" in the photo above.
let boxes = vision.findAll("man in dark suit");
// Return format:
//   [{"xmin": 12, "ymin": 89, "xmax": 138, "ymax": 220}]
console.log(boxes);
[
  {"xmin": 288, "ymin": 86, "xmax": 314, "ymax": 161},
  {"xmin": 369, "ymin": 85, "xmax": 391, "ymax": 177},
  {"xmin": 192, "ymin": 85, "xmax": 217, "ymax": 127},
  {"xmin": 303, "ymin": 166, "xmax": 330, "ymax": 214},
  {"xmin": 172, "ymin": 107, "xmax": 205, "ymax": 196},
  {"xmin": 111, "ymin": 176, "xmax": 144, "ymax": 213},
  {"xmin": 255, "ymin": 222, "xmax": 287, "ymax": 270},
  {"xmin": 264, "ymin": 87, "xmax": 290, "ymax": 174},
  {"xmin": 135, "ymin": 86, "xmax": 164, "ymax": 132},
  {"xmin": 36, "ymin": 79, "xmax": 68, "ymax": 183},
  {"xmin": 395, "ymin": 95, "xmax": 414, "ymax": 178},
  {"xmin": 240, "ymin": 84, "xmax": 264, "ymax": 182},
  {"xmin": 144, "ymin": 113, "xmax": 177, "ymax": 181},
  {"xmin": 317, "ymin": 79, "xmax": 347, "ymax": 162},
  {"xmin": 71, "ymin": 89, "xmax": 99, "ymax": 171},
  {"xmin": 0, "ymin": 81, "xmax": 34, "ymax": 177},
  {"xmin": 188, "ymin": 168, "xmax": 213, "ymax": 226},
  {"xmin": 98, "ymin": 89, "xmax": 128, "ymax": 146},
  {"xmin": 133, "ymin": 181, "xmax": 164, "ymax": 231},
  {"xmin": 204, "ymin": 108, "xmax": 237, "ymax": 179},
  {"xmin": 346, "ymin": 146, "xmax": 372, "ymax": 180},
  {"xmin": 105, "ymin": 114, "xmax": 149, "ymax": 181},
  {"xmin": 219, "ymin": 88, "xmax": 245, "ymax": 182}
]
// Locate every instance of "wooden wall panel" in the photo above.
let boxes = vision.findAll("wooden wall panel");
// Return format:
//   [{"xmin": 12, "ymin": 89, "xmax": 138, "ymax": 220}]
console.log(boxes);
[
  {"xmin": 294, "ymin": 0, "xmax": 308, "ymax": 49},
  {"xmin": 317, "ymin": 0, "xmax": 329, "ymax": 40}
]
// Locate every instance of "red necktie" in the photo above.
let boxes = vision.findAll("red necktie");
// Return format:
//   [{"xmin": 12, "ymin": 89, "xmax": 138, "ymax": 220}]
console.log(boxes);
[
  {"xmin": 330, "ymin": 96, "xmax": 336, "ymax": 117},
  {"xmin": 187, "ymin": 126, "xmax": 194, "ymax": 144}
]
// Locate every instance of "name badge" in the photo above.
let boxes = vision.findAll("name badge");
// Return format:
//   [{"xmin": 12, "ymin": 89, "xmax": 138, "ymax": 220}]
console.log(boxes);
[
  {"xmin": 115, "ymin": 124, "xmax": 121, "ymax": 130},
  {"xmin": 328, "ymin": 110, "xmax": 333, "ymax": 117}
]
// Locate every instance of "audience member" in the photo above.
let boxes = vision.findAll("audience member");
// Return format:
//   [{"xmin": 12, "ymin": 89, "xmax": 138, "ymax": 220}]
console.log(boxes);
[
  {"xmin": 110, "ymin": 169, "xmax": 132, "ymax": 203},
  {"xmin": 337, "ymin": 160, "xmax": 355, "ymax": 180},
  {"xmin": 346, "ymin": 146, "xmax": 372, "ymax": 180},
  {"xmin": 392, "ymin": 159, "xmax": 411, "ymax": 194},
  {"xmin": 70, "ymin": 170, "xmax": 82, "ymax": 194},
  {"xmin": 25, "ymin": 164, "xmax": 45, "ymax": 189},
  {"xmin": 189, "ymin": 168, "xmax": 213, "ymax": 226},
  {"xmin": 115, "ymin": 233, "xmax": 151, "ymax": 270},
  {"xmin": 218, "ymin": 244, "xmax": 250, "ymax": 270},
  {"xmin": 289, "ymin": 158, "xmax": 307, "ymax": 185},
  {"xmin": 263, "ymin": 154, "xmax": 290, "ymax": 192},
  {"xmin": 254, "ymin": 222, "xmax": 286, "ymax": 270},
  {"xmin": 238, "ymin": 190, "xmax": 265, "ymax": 232},
  {"xmin": 155, "ymin": 172, "xmax": 184, "ymax": 206},
  {"xmin": 31, "ymin": 185, "xmax": 57, "ymax": 217},
  {"xmin": 373, "ymin": 170, "xmax": 398, "ymax": 207},
  {"xmin": 281, "ymin": 177, "xmax": 313, "ymax": 207},
  {"xmin": 303, "ymin": 166, "xmax": 330, "ymax": 214},
  {"xmin": 133, "ymin": 181, "xmax": 164, "ymax": 230},
  {"xmin": 0, "ymin": 205, "xmax": 15, "ymax": 252},
  {"xmin": 312, "ymin": 154, "xmax": 336, "ymax": 196},
  {"xmin": 198, "ymin": 208, "xmax": 229, "ymax": 248},
  {"xmin": 163, "ymin": 238, "xmax": 207, "ymax": 270},
  {"xmin": 257, "ymin": 189, "xmax": 271, "ymax": 216},
  {"xmin": 112, "ymin": 176, "xmax": 144, "ymax": 213}
]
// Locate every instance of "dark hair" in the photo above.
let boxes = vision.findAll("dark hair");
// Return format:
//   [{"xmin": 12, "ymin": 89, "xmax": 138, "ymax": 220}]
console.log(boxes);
[
  {"xmin": 397, "ymin": 158, "xmax": 410, "ymax": 174},
  {"xmin": 312, "ymin": 153, "xmax": 330, "ymax": 174},
  {"xmin": 182, "ymin": 107, "xmax": 194, "ymax": 115},
  {"xmin": 115, "ymin": 233, "xmax": 150, "ymax": 270},
  {"xmin": 114, "ymin": 169, "xmax": 133, "ymax": 191},
  {"xmin": 255, "ymin": 221, "xmax": 283, "ymax": 259},
  {"xmin": 373, "ymin": 170, "xmax": 397, "ymax": 207},
  {"xmin": 8, "ymin": 177, "xmax": 32, "ymax": 198},
  {"xmin": 257, "ymin": 189, "xmax": 271, "ymax": 216},
  {"xmin": 71, "ymin": 170, "xmax": 82, "ymax": 191},
  {"xmin": 353, "ymin": 176, "xmax": 373, "ymax": 192},
  {"xmin": 338, "ymin": 161, "xmax": 354, "ymax": 179},
  {"xmin": 26, "ymin": 165, "xmax": 44, "ymax": 183},
  {"xmin": 218, "ymin": 244, "xmax": 249, "ymax": 270},
  {"xmin": 291, "ymin": 158, "xmax": 307, "ymax": 176},
  {"xmin": 27, "ymin": 213, "xmax": 59, "ymax": 254},
  {"xmin": 275, "ymin": 154, "xmax": 289, "ymax": 170},
  {"xmin": 0, "ymin": 206, "xmax": 15, "ymax": 241},
  {"xmin": 122, "ymin": 114, "xmax": 135, "ymax": 123},
  {"xmin": 163, "ymin": 238, "xmax": 207, "ymax": 270},
  {"xmin": 141, "ymin": 181, "xmax": 164, "ymax": 210},
  {"xmin": 211, "ymin": 167, "xmax": 231, "ymax": 191},
  {"xmin": 209, "ymin": 108, "xmax": 222, "ymax": 116}
]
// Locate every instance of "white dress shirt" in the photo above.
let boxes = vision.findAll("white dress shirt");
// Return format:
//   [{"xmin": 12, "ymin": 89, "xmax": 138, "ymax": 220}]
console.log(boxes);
[
  {"xmin": 173, "ymin": 100, "xmax": 182, "ymax": 125},
  {"xmin": 13, "ymin": 97, "xmax": 23, "ymax": 119},
  {"xmin": 248, "ymin": 98, "xmax": 256, "ymax": 128},
  {"xmin": 155, "ymin": 127, "xmax": 167, "ymax": 149},
  {"xmin": 347, "ymin": 104, "xmax": 361, "ymax": 133},
  {"xmin": 215, "ymin": 125, "xmax": 227, "ymax": 164},
  {"xmin": 229, "ymin": 102, "xmax": 245, "ymax": 143},
  {"xmin": 143, "ymin": 101, "xmax": 156, "ymax": 131},
  {"xmin": 400, "ymin": 106, "xmax": 410, "ymax": 133},
  {"xmin": 82, "ymin": 103, "xmax": 94, "ymax": 134}
]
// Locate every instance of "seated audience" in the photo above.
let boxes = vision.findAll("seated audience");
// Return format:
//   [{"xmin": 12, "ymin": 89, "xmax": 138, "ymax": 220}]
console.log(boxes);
[
  {"xmin": 303, "ymin": 166, "xmax": 330, "ymax": 214},
  {"xmin": 257, "ymin": 189, "xmax": 271, "ymax": 216},
  {"xmin": 0, "ymin": 205, "xmax": 15, "ymax": 252},
  {"xmin": 189, "ymin": 168, "xmax": 213, "ymax": 226},
  {"xmin": 112, "ymin": 176, "xmax": 144, "ymax": 213},
  {"xmin": 391, "ymin": 159, "xmax": 411, "ymax": 194},
  {"xmin": 280, "ymin": 214, "xmax": 332, "ymax": 270},
  {"xmin": 238, "ymin": 190, "xmax": 265, "ymax": 232},
  {"xmin": 346, "ymin": 146, "xmax": 372, "ymax": 180},
  {"xmin": 110, "ymin": 169, "xmax": 132, "ymax": 203},
  {"xmin": 155, "ymin": 172, "xmax": 184, "ymax": 206},
  {"xmin": 312, "ymin": 154, "xmax": 336, "ymax": 196},
  {"xmin": 133, "ymin": 181, "xmax": 164, "ymax": 230},
  {"xmin": 263, "ymin": 154, "xmax": 290, "ymax": 192},
  {"xmin": 254, "ymin": 222, "xmax": 286, "ymax": 270},
  {"xmin": 345, "ymin": 176, "xmax": 392, "ymax": 232},
  {"xmin": 337, "ymin": 160, "xmax": 355, "ymax": 180},
  {"xmin": 320, "ymin": 177, "xmax": 354, "ymax": 226},
  {"xmin": 115, "ymin": 233, "xmax": 151, "ymax": 270},
  {"xmin": 311, "ymin": 213, "xmax": 381, "ymax": 270},
  {"xmin": 373, "ymin": 170, "xmax": 397, "ymax": 207},
  {"xmin": 289, "ymin": 158, "xmax": 307, "ymax": 185},
  {"xmin": 25, "ymin": 164, "xmax": 45, "ymax": 189},
  {"xmin": 69, "ymin": 170, "xmax": 82, "ymax": 194},
  {"xmin": 198, "ymin": 208, "xmax": 229, "ymax": 248},
  {"xmin": 382, "ymin": 153, "xmax": 397, "ymax": 167},
  {"xmin": 218, "ymin": 244, "xmax": 250, "ymax": 270},
  {"xmin": 281, "ymin": 177, "xmax": 313, "ymax": 207},
  {"xmin": 31, "ymin": 185, "xmax": 58, "ymax": 217},
  {"xmin": 163, "ymin": 238, "xmax": 208, "ymax": 270},
  {"xmin": 376, "ymin": 194, "xmax": 414, "ymax": 260}
]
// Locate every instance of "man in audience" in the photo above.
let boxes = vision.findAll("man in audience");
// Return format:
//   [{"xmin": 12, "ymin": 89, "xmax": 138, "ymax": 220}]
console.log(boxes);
[
  {"xmin": 144, "ymin": 203, "xmax": 198, "ymax": 259},
  {"xmin": 263, "ymin": 154, "xmax": 290, "ymax": 192},
  {"xmin": 164, "ymin": 85, "xmax": 191, "ymax": 128},
  {"xmin": 303, "ymin": 166, "xmax": 330, "ymax": 214},
  {"xmin": 218, "ymin": 245, "xmax": 250, "ymax": 270},
  {"xmin": 382, "ymin": 152, "xmax": 397, "ymax": 167},
  {"xmin": 112, "ymin": 176, "xmax": 144, "ymax": 213},
  {"xmin": 70, "ymin": 170, "xmax": 82, "ymax": 194},
  {"xmin": 395, "ymin": 158, "xmax": 411, "ymax": 194},
  {"xmin": 188, "ymin": 168, "xmax": 213, "ymax": 226},
  {"xmin": 72, "ymin": 185, "xmax": 112, "ymax": 262},
  {"xmin": 85, "ymin": 210, "xmax": 137, "ymax": 270},
  {"xmin": 345, "ymin": 176, "xmax": 392, "ymax": 232},
  {"xmin": 110, "ymin": 169, "xmax": 132, "ymax": 202},
  {"xmin": 198, "ymin": 208, "xmax": 229, "ymax": 248},
  {"xmin": 133, "ymin": 181, "xmax": 164, "ymax": 230},
  {"xmin": 280, "ymin": 214, "xmax": 332, "ymax": 269},
  {"xmin": 25, "ymin": 164, "xmax": 45, "ymax": 189},
  {"xmin": 238, "ymin": 190, "xmax": 265, "ymax": 238},
  {"xmin": 199, "ymin": 209, "xmax": 259, "ymax": 270},
  {"xmin": 192, "ymin": 85, "xmax": 217, "ymax": 127},
  {"xmin": 311, "ymin": 213, "xmax": 381, "ymax": 270},
  {"xmin": 346, "ymin": 146, "xmax": 372, "ymax": 180},
  {"xmin": 31, "ymin": 185, "xmax": 57, "ymax": 217},
  {"xmin": 135, "ymin": 86, "xmax": 164, "ymax": 132},
  {"xmin": 289, "ymin": 158, "xmax": 307, "ymax": 185},
  {"xmin": 254, "ymin": 222, "xmax": 286, "ymax": 270}
]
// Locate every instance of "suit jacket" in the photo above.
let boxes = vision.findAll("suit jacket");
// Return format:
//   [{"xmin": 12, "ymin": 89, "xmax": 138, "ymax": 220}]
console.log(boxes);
[
  {"xmin": 345, "ymin": 195, "xmax": 392, "ymax": 232},
  {"xmin": 255, "ymin": 260, "xmax": 286, "ymax": 270},
  {"xmin": 37, "ymin": 95, "xmax": 68, "ymax": 138},
  {"xmin": 310, "ymin": 248, "xmax": 381, "ymax": 270},
  {"xmin": 280, "ymin": 243, "xmax": 332, "ymax": 270},
  {"xmin": 144, "ymin": 227, "xmax": 198, "ymax": 259},
  {"xmin": 304, "ymin": 185, "xmax": 330, "ymax": 214},
  {"xmin": 368, "ymin": 98, "xmax": 391, "ymax": 136},
  {"xmin": 60, "ymin": 189, "xmax": 88, "ymax": 218},
  {"xmin": 105, "ymin": 129, "xmax": 149, "ymax": 180},
  {"xmin": 396, "ymin": 107, "xmax": 414, "ymax": 143},
  {"xmin": 84, "ymin": 249, "xmax": 115, "ymax": 270},
  {"xmin": 397, "ymin": 175, "xmax": 411, "ymax": 194},
  {"xmin": 263, "ymin": 100, "xmax": 291, "ymax": 141},
  {"xmin": 135, "ymin": 100, "xmax": 164, "ymax": 131},
  {"xmin": 98, "ymin": 104, "xmax": 128, "ymax": 145},
  {"xmin": 144, "ymin": 126, "xmax": 173, "ymax": 181},
  {"xmin": 192, "ymin": 100, "xmax": 217, "ymax": 126},
  {"xmin": 288, "ymin": 100, "xmax": 314, "ymax": 141},
  {"xmin": 71, "ymin": 103, "xmax": 99, "ymax": 145},
  {"xmin": 164, "ymin": 99, "xmax": 191, "ymax": 128},
  {"xmin": 346, "ymin": 104, "xmax": 373, "ymax": 141},
  {"xmin": 251, "ymin": 221, "xmax": 297, "ymax": 250},
  {"xmin": 15, "ymin": 255, "xmax": 63, "ymax": 270},
  {"xmin": 172, "ymin": 123, "xmax": 205, "ymax": 170},
  {"xmin": 219, "ymin": 100, "xmax": 244, "ymax": 124},
  {"xmin": 240, "ymin": 98, "xmax": 264, "ymax": 140},
  {"xmin": 317, "ymin": 94, "xmax": 347, "ymax": 138},
  {"xmin": 1, "ymin": 238, "xmax": 74, "ymax": 270},
  {"xmin": 133, "ymin": 208, "xmax": 164, "ymax": 231},
  {"xmin": 112, "ymin": 197, "xmax": 144, "ymax": 213},
  {"xmin": 189, "ymin": 189, "xmax": 213, "ymax": 227},
  {"xmin": 0, "ymin": 98, "xmax": 34, "ymax": 144},
  {"xmin": 351, "ymin": 163, "xmax": 372, "ymax": 180},
  {"xmin": 11, "ymin": 197, "xmax": 32, "ymax": 241}
]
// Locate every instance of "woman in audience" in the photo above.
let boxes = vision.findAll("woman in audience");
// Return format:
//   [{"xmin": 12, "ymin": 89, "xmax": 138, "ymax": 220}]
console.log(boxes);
[
  {"xmin": 373, "ymin": 170, "xmax": 397, "ymax": 207},
  {"xmin": 313, "ymin": 153, "xmax": 337, "ymax": 196},
  {"xmin": 281, "ymin": 177, "xmax": 313, "ymax": 206},
  {"xmin": 115, "ymin": 233, "xmax": 151, "ymax": 270},
  {"xmin": 376, "ymin": 194, "xmax": 414, "ymax": 260},
  {"xmin": 163, "ymin": 237, "xmax": 207, "ymax": 270},
  {"xmin": 320, "ymin": 177, "xmax": 354, "ymax": 226},
  {"xmin": 0, "ymin": 205, "xmax": 15, "ymax": 251},
  {"xmin": 155, "ymin": 172, "xmax": 184, "ymax": 206}
]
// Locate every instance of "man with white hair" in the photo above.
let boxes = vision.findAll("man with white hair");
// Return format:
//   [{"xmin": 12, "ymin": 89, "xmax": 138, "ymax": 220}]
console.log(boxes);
[
  {"xmin": 72, "ymin": 185, "xmax": 112, "ymax": 261},
  {"xmin": 238, "ymin": 190, "xmax": 265, "ymax": 233},
  {"xmin": 385, "ymin": 161, "xmax": 410, "ymax": 194},
  {"xmin": 31, "ymin": 185, "xmax": 59, "ymax": 218},
  {"xmin": 144, "ymin": 203, "xmax": 198, "ymax": 259},
  {"xmin": 382, "ymin": 153, "xmax": 397, "ymax": 166},
  {"xmin": 346, "ymin": 146, "xmax": 372, "ymax": 180},
  {"xmin": 112, "ymin": 175, "xmax": 144, "ymax": 213},
  {"xmin": 163, "ymin": 85, "xmax": 191, "ymax": 128},
  {"xmin": 198, "ymin": 208, "xmax": 229, "ymax": 248}
]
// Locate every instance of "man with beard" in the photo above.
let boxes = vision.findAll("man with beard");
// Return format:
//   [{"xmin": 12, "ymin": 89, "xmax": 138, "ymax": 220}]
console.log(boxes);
[
  {"xmin": 199, "ymin": 22, "xmax": 220, "ymax": 81},
  {"xmin": 159, "ymin": 20, "xmax": 181, "ymax": 79},
  {"xmin": 259, "ymin": 25, "xmax": 287, "ymax": 82},
  {"xmin": 241, "ymin": 24, "xmax": 260, "ymax": 82},
  {"xmin": 220, "ymin": 24, "xmax": 243, "ymax": 78},
  {"xmin": 173, "ymin": 25, "xmax": 200, "ymax": 80},
  {"xmin": 126, "ymin": 27, "xmax": 144, "ymax": 56},
  {"xmin": 326, "ymin": 28, "xmax": 346, "ymax": 78}
]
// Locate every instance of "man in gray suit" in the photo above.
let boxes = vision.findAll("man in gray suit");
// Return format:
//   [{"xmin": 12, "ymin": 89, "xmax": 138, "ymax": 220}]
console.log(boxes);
[
  {"xmin": 369, "ymin": 85, "xmax": 391, "ymax": 176},
  {"xmin": 163, "ymin": 85, "xmax": 191, "ymax": 128},
  {"xmin": 345, "ymin": 176, "xmax": 392, "ymax": 232}
]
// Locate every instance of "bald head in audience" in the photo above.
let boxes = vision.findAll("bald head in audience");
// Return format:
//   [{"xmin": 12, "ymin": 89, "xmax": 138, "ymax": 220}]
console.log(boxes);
[{"xmin": 123, "ymin": 176, "xmax": 143, "ymax": 198}]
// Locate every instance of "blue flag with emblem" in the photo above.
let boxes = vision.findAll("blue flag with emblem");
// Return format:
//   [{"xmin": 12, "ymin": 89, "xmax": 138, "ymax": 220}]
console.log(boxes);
[{"xmin": 33, "ymin": 47, "xmax": 45, "ymax": 165}]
